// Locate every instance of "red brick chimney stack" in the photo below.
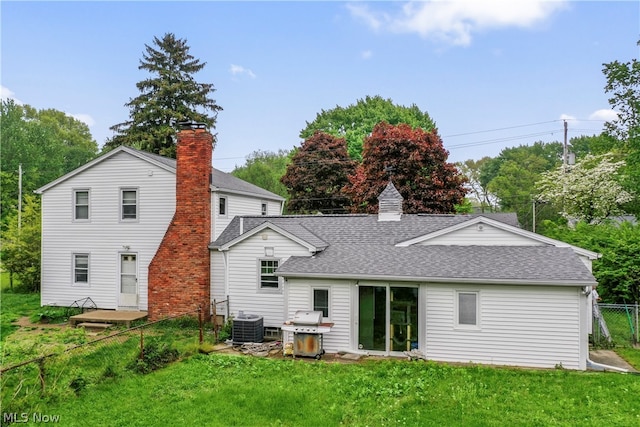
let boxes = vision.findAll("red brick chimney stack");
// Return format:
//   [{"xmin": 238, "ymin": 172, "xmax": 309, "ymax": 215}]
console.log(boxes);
[{"xmin": 148, "ymin": 123, "xmax": 212, "ymax": 320}]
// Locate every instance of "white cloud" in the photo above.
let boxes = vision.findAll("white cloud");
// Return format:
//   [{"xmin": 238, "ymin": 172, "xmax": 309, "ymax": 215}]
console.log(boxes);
[
  {"xmin": 589, "ymin": 109, "xmax": 618, "ymax": 122},
  {"xmin": 361, "ymin": 50, "xmax": 373, "ymax": 60},
  {"xmin": 230, "ymin": 64, "xmax": 256, "ymax": 79},
  {"xmin": 1, "ymin": 85, "xmax": 22, "ymax": 104},
  {"xmin": 71, "ymin": 113, "xmax": 96, "ymax": 127},
  {"xmin": 348, "ymin": 0, "xmax": 568, "ymax": 46},
  {"xmin": 560, "ymin": 113, "xmax": 576, "ymax": 122}
]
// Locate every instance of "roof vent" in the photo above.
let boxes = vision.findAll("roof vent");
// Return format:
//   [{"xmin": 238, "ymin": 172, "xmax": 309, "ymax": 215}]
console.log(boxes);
[{"xmin": 378, "ymin": 181, "xmax": 403, "ymax": 222}]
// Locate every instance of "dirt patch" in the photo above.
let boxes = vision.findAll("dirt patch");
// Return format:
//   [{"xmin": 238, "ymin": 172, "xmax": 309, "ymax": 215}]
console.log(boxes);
[{"xmin": 14, "ymin": 316, "xmax": 69, "ymax": 331}]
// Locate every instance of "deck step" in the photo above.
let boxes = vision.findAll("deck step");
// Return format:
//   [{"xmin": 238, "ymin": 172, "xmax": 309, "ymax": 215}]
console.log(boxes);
[{"xmin": 76, "ymin": 322, "xmax": 113, "ymax": 330}]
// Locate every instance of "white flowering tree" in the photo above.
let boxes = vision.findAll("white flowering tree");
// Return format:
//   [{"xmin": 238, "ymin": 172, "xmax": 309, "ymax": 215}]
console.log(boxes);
[{"xmin": 537, "ymin": 153, "xmax": 635, "ymax": 224}]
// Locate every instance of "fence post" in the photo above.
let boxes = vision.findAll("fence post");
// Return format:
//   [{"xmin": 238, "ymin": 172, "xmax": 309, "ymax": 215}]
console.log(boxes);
[
  {"xmin": 198, "ymin": 306, "xmax": 203, "ymax": 345},
  {"xmin": 140, "ymin": 328, "xmax": 144, "ymax": 359},
  {"xmin": 37, "ymin": 357, "xmax": 46, "ymax": 393},
  {"xmin": 636, "ymin": 302, "xmax": 639, "ymax": 344}
]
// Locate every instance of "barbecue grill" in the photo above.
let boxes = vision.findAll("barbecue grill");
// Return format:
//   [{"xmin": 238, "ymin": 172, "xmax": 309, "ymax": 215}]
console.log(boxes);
[{"xmin": 281, "ymin": 310, "xmax": 333, "ymax": 359}]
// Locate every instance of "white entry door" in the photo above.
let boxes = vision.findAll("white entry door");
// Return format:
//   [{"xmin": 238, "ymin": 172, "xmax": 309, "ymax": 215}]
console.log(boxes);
[{"xmin": 119, "ymin": 254, "xmax": 138, "ymax": 308}]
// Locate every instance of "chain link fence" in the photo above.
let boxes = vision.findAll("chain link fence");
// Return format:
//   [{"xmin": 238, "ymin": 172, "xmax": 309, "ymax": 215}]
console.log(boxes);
[
  {"xmin": 1, "ymin": 308, "xmax": 214, "ymax": 421},
  {"xmin": 592, "ymin": 303, "xmax": 639, "ymax": 348}
]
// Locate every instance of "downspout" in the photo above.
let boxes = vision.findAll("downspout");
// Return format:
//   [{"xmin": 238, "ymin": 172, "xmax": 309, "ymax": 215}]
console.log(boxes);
[{"xmin": 586, "ymin": 358, "xmax": 630, "ymax": 373}]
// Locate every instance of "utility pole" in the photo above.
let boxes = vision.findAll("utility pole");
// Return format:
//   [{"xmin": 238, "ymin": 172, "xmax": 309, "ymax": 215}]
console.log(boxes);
[
  {"xmin": 18, "ymin": 163, "xmax": 23, "ymax": 232},
  {"xmin": 532, "ymin": 198, "xmax": 536, "ymax": 233},
  {"xmin": 563, "ymin": 120, "xmax": 568, "ymax": 172}
]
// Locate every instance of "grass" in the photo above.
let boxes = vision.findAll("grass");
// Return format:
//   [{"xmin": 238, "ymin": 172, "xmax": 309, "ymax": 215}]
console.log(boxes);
[
  {"xmin": 0, "ymin": 272, "xmax": 40, "ymax": 343},
  {"xmin": 616, "ymin": 347, "xmax": 640, "ymax": 369},
  {"xmin": 600, "ymin": 309, "xmax": 638, "ymax": 347},
  {"xmin": 36, "ymin": 354, "xmax": 640, "ymax": 427}
]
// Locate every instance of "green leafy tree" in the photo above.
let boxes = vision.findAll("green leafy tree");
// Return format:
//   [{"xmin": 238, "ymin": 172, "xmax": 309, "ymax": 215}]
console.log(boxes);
[
  {"xmin": 568, "ymin": 133, "xmax": 618, "ymax": 159},
  {"xmin": 105, "ymin": 33, "xmax": 222, "ymax": 157},
  {"xmin": 480, "ymin": 142, "xmax": 564, "ymax": 230},
  {"xmin": 231, "ymin": 150, "xmax": 292, "ymax": 200},
  {"xmin": 344, "ymin": 122, "xmax": 467, "ymax": 214},
  {"xmin": 457, "ymin": 157, "xmax": 497, "ymax": 212},
  {"xmin": 281, "ymin": 131, "xmax": 357, "ymax": 214},
  {"xmin": 301, "ymin": 95, "xmax": 435, "ymax": 160},
  {"xmin": 1, "ymin": 194, "xmax": 42, "ymax": 291},
  {"xmin": 0, "ymin": 99, "xmax": 98, "ymax": 227},
  {"xmin": 602, "ymin": 45, "xmax": 640, "ymax": 214},
  {"xmin": 542, "ymin": 220, "xmax": 640, "ymax": 303},
  {"xmin": 537, "ymin": 153, "xmax": 635, "ymax": 224}
]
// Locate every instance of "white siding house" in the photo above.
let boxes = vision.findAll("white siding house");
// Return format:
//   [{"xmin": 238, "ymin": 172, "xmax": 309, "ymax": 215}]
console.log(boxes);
[
  {"xmin": 211, "ymin": 182, "xmax": 600, "ymax": 370},
  {"xmin": 36, "ymin": 145, "xmax": 284, "ymax": 311}
]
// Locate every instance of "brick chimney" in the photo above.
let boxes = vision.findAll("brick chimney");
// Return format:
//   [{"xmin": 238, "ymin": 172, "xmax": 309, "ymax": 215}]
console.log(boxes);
[{"xmin": 148, "ymin": 123, "xmax": 212, "ymax": 320}]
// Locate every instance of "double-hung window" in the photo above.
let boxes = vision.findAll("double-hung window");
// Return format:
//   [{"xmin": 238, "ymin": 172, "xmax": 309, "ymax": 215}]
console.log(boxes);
[
  {"xmin": 121, "ymin": 189, "xmax": 138, "ymax": 221},
  {"xmin": 74, "ymin": 189, "xmax": 90, "ymax": 221},
  {"xmin": 261, "ymin": 202, "xmax": 268, "ymax": 216},
  {"xmin": 219, "ymin": 196, "xmax": 227, "ymax": 217},
  {"xmin": 456, "ymin": 291, "xmax": 479, "ymax": 328},
  {"xmin": 313, "ymin": 288, "xmax": 329, "ymax": 318},
  {"xmin": 73, "ymin": 254, "xmax": 89, "ymax": 285},
  {"xmin": 259, "ymin": 259, "xmax": 279, "ymax": 290}
]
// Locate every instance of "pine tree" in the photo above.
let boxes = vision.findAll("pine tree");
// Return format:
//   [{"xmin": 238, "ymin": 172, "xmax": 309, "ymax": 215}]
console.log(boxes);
[{"xmin": 106, "ymin": 33, "xmax": 222, "ymax": 157}]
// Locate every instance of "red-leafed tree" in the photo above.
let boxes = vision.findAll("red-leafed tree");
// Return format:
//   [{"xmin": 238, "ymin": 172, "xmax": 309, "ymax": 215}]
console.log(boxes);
[
  {"xmin": 344, "ymin": 122, "xmax": 467, "ymax": 213},
  {"xmin": 281, "ymin": 131, "xmax": 357, "ymax": 214}
]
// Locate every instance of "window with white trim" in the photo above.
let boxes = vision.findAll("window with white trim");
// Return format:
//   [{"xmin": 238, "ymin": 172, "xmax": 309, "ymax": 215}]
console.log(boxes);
[
  {"xmin": 456, "ymin": 291, "xmax": 479, "ymax": 327},
  {"xmin": 121, "ymin": 189, "xmax": 138, "ymax": 220},
  {"xmin": 259, "ymin": 259, "xmax": 279, "ymax": 289},
  {"xmin": 219, "ymin": 196, "xmax": 227, "ymax": 217},
  {"xmin": 73, "ymin": 253, "xmax": 89, "ymax": 285},
  {"xmin": 313, "ymin": 288, "xmax": 329, "ymax": 318},
  {"xmin": 74, "ymin": 189, "xmax": 90, "ymax": 221},
  {"xmin": 261, "ymin": 202, "xmax": 268, "ymax": 216}
]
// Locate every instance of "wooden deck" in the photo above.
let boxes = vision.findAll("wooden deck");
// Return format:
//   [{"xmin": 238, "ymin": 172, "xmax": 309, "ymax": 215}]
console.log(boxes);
[{"xmin": 70, "ymin": 310, "xmax": 148, "ymax": 328}]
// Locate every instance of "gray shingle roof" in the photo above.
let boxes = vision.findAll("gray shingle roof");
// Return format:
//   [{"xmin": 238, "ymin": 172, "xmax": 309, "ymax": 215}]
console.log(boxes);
[
  {"xmin": 212, "ymin": 212, "xmax": 597, "ymax": 285},
  {"xmin": 212, "ymin": 213, "xmax": 519, "ymax": 248},
  {"xmin": 36, "ymin": 145, "xmax": 284, "ymax": 202},
  {"xmin": 276, "ymin": 245, "xmax": 596, "ymax": 284},
  {"xmin": 129, "ymin": 147, "xmax": 284, "ymax": 201}
]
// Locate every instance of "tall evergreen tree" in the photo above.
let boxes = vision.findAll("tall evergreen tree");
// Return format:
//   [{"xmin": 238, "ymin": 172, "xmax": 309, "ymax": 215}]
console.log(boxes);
[{"xmin": 105, "ymin": 33, "xmax": 222, "ymax": 157}]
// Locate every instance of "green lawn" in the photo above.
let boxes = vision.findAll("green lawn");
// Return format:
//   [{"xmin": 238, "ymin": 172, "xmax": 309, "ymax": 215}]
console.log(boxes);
[
  {"xmin": 33, "ymin": 354, "xmax": 640, "ymax": 427},
  {"xmin": 0, "ymin": 272, "xmax": 40, "ymax": 343}
]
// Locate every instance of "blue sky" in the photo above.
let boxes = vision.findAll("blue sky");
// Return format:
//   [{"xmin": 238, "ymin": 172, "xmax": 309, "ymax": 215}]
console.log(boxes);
[{"xmin": 2, "ymin": 1, "xmax": 638, "ymax": 172}]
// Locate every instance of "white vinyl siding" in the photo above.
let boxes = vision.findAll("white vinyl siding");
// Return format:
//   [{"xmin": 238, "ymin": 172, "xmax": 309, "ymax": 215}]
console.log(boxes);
[
  {"xmin": 425, "ymin": 284, "xmax": 584, "ymax": 370},
  {"xmin": 419, "ymin": 223, "xmax": 546, "ymax": 246},
  {"xmin": 40, "ymin": 152, "xmax": 176, "ymax": 310},
  {"xmin": 218, "ymin": 229, "xmax": 311, "ymax": 328},
  {"xmin": 285, "ymin": 278, "xmax": 351, "ymax": 353},
  {"xmin": 212, "ymin": 193, "xmax": 283, "ymax": 239},
  {"xmin": 73, "ymin": 189, "xmax": 90, "ymax": 221}
]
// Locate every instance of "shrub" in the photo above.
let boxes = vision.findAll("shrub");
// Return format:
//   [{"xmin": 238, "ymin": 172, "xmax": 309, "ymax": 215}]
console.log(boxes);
[
  {"xmin": 30, "ymin": 306, "xmax": 81, "ymax": 324},
  {"xmin": 128, "ymin": 339, "xmax": 179, "ymax": 374}
]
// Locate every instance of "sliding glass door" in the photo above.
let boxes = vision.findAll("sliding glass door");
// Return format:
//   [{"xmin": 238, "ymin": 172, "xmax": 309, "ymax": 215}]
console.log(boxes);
[{"xmin": 358, "ymin": 285, "xmax": 419, "ymax": 353}]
